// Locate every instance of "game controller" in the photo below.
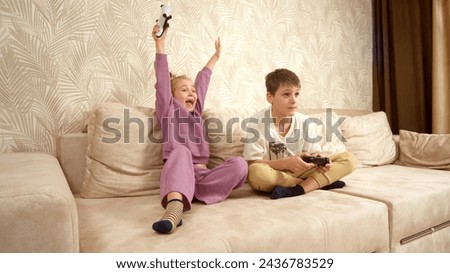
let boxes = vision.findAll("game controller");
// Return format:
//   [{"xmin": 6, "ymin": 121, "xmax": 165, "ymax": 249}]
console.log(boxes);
[
  {"xmin": 301, "ymin": 155, "xmax": 330, "ymax": 166},
  {"xmin": 155, "ymin": 4, "xmax": 172, "ymax": 38}
]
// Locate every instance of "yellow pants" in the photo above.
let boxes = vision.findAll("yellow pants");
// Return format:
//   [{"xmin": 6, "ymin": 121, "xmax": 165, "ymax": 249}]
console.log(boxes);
[{"xmin": 247, "ymin": 152, "xmax": 357, "ymax": 192}]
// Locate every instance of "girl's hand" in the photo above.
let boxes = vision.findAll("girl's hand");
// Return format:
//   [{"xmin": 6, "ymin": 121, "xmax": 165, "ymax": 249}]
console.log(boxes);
[
  {"xmin": 152, "ymin": 24, "xmax": 168, "ymax": 40},
  {"xmin": 205, "ymin": 37, "xmax": 222, "ymax": 70},
  {"xmin": 152, "ymin": 24, "xmax": 159, "ymax": 40},
  {"xmin": 152, "ymin": 24, "xmax": 168, "ymax": 53},
  {"xmin": 214, "ymin": 37, "xmax": 221, "ymax": 58}
]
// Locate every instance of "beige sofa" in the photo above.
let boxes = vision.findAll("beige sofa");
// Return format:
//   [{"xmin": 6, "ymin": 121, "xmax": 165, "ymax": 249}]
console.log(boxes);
[{"xmin": 1, "ymin": 103, "xmax": 449, "ymax": 253}]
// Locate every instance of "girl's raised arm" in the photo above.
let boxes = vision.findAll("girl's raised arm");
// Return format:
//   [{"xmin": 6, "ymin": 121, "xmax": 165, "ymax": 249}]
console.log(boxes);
[{"xmin": 205, "ymin": 37, "xmax": 221, "ymax": 71}]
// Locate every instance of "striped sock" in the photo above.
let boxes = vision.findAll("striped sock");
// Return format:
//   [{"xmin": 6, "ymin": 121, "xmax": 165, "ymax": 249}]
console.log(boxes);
[{"xmin": 152, "ymin": 199, "xmax": 184, "ymax": 234}]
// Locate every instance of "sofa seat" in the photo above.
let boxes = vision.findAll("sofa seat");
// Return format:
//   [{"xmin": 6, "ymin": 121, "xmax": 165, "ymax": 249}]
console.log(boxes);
[
  {"xmin": 75, "ymin": 183, "xmax": 389, "ymax": 253},
  {"xmin": 336, "ymin": 165, "xmax": 450, "ymax": 252},
  {"xmin": 0, "ymin": 152, "xmax": 79, "ymax": 252},
  {"xmin": 60, "ymin": 133, "xmax": 390, "ymax": 253}
]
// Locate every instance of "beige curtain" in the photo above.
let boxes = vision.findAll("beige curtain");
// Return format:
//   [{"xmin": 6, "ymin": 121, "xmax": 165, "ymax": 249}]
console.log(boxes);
[{"xmin": 432, "ymin": 0, "xmax": 450, "ymax": 133}]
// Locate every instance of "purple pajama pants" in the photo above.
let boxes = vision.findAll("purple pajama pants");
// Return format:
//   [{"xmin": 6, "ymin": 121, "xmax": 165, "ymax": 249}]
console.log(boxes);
[{"xmin": 159, "ymin": 146, "xmax": 247, "ymax": 211}]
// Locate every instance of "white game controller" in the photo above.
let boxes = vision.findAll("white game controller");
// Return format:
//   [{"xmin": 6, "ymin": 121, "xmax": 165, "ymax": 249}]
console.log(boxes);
[{"xmin": 155, "ymin": 4, "xmax": 172, "ymax": 38}]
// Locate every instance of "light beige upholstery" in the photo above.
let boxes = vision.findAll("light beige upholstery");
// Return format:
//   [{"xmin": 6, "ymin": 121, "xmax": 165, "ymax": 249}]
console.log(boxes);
[
  {"xmin": 2, "ymin": 108, "xmax": 450, "ymax": 253},
  {"xmin": 57, "ymin": 107, "xmax": 449, "ymax": 253},
  {"xmin": 336, "ymin": 165, "xmax": 450, "ymax": 252},
  {"xmin": 0, "ymin": 153, "xmax": 79, "ymax": 252},
  {"xmin": 60, "ymin": 128, "xmax": 390, "ymax": 252},
  {"xmin": 340, "ymin": 112, "xmax": 398, "ymax": 166},
  {"xmin": 81, "ymin": 103, "xmax": 163, "ymax": 198},
  {"xmin": 75, "ymin": 185, "xmax": 389, "ymax": 252},
  {"xmin": 398, "ymin": 129, "xmax": 450, "ymax": 170},
  {"xmin": 57, "ymin": 133, "xmax": 88, "ymax": 194}
]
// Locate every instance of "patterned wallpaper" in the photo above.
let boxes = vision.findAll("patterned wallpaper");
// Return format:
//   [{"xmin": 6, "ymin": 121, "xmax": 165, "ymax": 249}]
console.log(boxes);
[{"xmin": 0, "ymin": 0, "xmax": 372, "ymax": 154}]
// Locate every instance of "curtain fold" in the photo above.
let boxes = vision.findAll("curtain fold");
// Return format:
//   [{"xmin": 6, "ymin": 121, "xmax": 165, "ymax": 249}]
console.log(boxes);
[
  {"xmin": 373, "ymin": 0, "xmax": 433, "ymax": 134},
  {"xmin": 432, "ymin": 0, "xmax": 450, "ymax": 133},
  {"xmin": 372, "ymin": 0, "xmax": 396, "ymax": 129}
]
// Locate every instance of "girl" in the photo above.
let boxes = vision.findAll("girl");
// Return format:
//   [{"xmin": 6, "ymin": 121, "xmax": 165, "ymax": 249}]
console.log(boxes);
[{"xmin": 152, "ymin": 24, "xmax": 247, "ymax": 234}]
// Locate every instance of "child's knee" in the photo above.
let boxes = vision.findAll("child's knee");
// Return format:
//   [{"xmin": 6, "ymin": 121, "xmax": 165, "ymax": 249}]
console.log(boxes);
[
  {"xmin": 333, "ymin": 151, "xmax": 357, "ymax": 174},
  {"xmin": 342, "ymin": 152, "xmax": 357, "ymax": 172},
  {"xmin": 225, "ymin": 157, "xmax": 248, "ymax": 188},
  {"xmin": 229, "ymin": 157, "xmax": 248, "ymax": 178},
  {"xmin": 170, "ymin": 145, "xmax": 192, "ymax": 158},
  {"xmin": 247, "ymin": 163, "xmax": 277, "ymax": 192}
]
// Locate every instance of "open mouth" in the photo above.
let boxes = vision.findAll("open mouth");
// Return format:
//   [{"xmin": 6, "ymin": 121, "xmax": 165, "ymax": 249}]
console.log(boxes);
[{"xmin": 185, "ymin": 99, "xmax": 195, "ymax": 107}]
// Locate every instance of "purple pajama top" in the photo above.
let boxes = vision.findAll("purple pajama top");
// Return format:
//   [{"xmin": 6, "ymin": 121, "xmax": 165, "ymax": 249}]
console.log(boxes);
[{"xmin": 154, "ymin": 54, "xmax": 212, "ymax": 164}]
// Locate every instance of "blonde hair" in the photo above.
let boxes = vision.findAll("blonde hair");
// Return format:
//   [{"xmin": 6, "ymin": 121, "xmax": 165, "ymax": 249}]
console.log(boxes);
[{"xmin": 169, "ymin": 72, "xmax": 192, "ymax": 94}]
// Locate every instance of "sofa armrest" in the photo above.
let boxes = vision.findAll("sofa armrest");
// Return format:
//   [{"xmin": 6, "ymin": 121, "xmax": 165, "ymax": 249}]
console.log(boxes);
[
  {"xmin": 0, "ymin": 153, "xmax": 79, "ymax": 252},
  {"xmin": 57, "ymin": 133, "xmax": 88, "ymax": 195}
]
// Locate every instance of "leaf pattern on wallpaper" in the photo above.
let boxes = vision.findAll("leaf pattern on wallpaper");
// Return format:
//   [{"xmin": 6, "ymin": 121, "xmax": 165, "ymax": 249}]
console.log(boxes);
[{"xmin": 0, "ymin": 0, "xmax": 372, "ymax": 155}]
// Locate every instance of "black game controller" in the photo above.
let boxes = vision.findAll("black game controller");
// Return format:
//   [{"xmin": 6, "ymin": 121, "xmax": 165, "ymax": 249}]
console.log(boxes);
[{"xmin": 301, "ymin": 155, "xmax": 330, "ymax": 166}]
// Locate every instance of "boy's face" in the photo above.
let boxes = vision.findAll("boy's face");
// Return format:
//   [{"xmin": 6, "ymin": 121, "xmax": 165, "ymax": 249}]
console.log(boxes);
[
  {"xmin": 266, "ymin": 84, "xmax": 300, "ymax": 118},
  {"xmin": 173, "ymin": 78, "xmax": 197, "ymax": 112}
]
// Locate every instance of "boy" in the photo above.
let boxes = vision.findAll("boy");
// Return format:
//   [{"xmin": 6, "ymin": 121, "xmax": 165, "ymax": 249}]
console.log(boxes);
[{"xmin": 243, "ymin": 68, "xmax": 356, "ymax": 199}]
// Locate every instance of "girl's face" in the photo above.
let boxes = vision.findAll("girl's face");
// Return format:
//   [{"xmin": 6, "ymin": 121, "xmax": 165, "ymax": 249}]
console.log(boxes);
[
  {"xmin": 266, "ymin": 84, "xmax": 300, "ymax": 119},
  {"xmin": 172, "ymin": 78, "xmax": 197, "ymax": 112}
]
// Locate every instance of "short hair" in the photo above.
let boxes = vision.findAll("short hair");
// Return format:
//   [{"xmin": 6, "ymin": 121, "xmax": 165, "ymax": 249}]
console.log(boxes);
[{"xmin": 265, "ymin": 68, "xmax": 301, "ymax": 95}]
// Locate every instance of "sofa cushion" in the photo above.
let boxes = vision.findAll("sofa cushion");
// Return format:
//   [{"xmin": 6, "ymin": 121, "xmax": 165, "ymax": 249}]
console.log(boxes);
[
  {"xmin": 75, "ymin": 184, "xmax": 389, "ymax": 253},
  {"xmin": 340, "ymin": 111, "xmax": 397, "ymax": 167},
  {"xmin": 203, "ymin": 108, "xmax": 252, "ymax": 169},
  {"xmin": 306, "ymin": 111, "xmax": 348, "ymax": 156},
  {"xmin": 336, "ymin": 165, "xmax": 450, "ymax": 252},
  {"xmin": 81, "ymin": 102, "xmax": 163, "ymax": 198},
  {"xmin": 0, "ymin": 152, "xmax": 79, "ymax": 252},
  {"xmin": 398, "ymin": 129, "xmax": 450, "ymax": 170}
]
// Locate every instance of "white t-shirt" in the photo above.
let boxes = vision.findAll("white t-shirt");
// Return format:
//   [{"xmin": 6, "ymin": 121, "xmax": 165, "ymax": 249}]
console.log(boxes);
[{"xmin": 243, "ymin": 107, "xmax": 322, "ymax": 161}]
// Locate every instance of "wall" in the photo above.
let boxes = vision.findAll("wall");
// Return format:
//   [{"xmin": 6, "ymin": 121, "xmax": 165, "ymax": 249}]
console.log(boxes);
[{"xmin": 0, "ymin": 0, "xmax": 372, "ymax": 154}]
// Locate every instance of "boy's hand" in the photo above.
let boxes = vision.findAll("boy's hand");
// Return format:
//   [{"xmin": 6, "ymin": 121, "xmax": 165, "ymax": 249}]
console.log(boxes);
[
  {"xmin": 301, "ymin": 152, "xmax": 332, "ymax": 173},
  {"xmin": 315, "ymin": 161, "xmax": 332, "ymax": 173},
  {"xmin": 284, "ymin": 156, "xmax": 315, "ymax": 174}
]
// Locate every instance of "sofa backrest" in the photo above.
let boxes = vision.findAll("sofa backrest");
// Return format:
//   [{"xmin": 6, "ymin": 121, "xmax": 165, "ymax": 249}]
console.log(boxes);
[{"xmin": 57, "ymin": 107, "xmax": 371, "ymax": 195}]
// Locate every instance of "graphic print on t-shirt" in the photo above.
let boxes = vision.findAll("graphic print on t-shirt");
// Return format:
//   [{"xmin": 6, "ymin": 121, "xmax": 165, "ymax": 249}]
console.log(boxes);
[{"xmin": 269, "ymin": 142, "xmax": 288, "ymax": 160}]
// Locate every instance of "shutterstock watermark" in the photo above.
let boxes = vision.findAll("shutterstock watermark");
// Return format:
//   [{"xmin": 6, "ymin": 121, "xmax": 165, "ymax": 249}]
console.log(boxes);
[{"xmin": 100, "ymin": 108, "xmax": 347, "ymax": 145}]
